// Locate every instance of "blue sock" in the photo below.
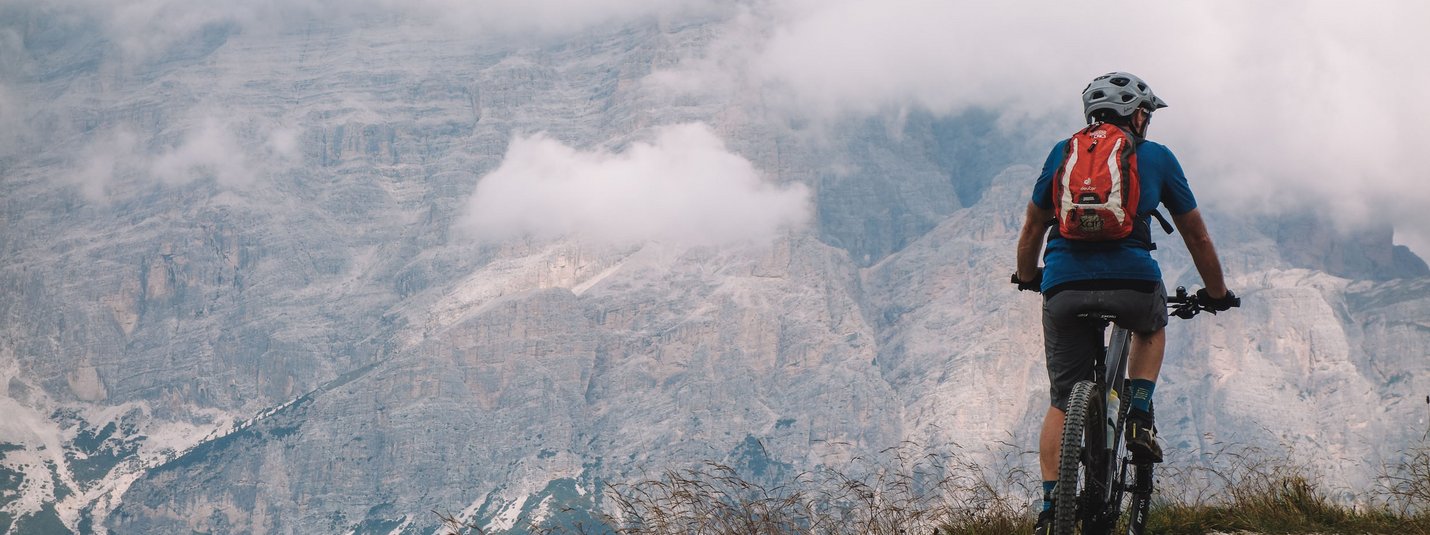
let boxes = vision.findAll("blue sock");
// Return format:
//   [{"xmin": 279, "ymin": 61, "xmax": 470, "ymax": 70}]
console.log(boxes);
[
  {"xmin": 1129, "ymin": 378, "xmax": 1156, "ymax": 414},
  {"xmin": 1042, "ymin": 480, "xmax": 1057, "ymax": 511}
]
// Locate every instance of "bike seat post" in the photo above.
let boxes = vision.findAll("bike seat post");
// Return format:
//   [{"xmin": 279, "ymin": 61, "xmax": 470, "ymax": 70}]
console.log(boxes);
[{"xmin": 1075, "ymin": 312, "xmax": 1117, "ymax": 385}]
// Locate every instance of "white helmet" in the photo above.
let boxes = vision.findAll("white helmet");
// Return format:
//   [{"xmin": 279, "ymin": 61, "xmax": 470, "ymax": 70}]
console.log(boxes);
[{"xmin": 1082, "ymin": 72, "xmax": 1168, "ymax": 123}]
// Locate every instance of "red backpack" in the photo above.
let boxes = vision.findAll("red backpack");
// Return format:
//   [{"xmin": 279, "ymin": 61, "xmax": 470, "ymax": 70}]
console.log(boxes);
[{"xmin": 1051, "ymin": 123, "xmax": 1140, "ymax": 241}]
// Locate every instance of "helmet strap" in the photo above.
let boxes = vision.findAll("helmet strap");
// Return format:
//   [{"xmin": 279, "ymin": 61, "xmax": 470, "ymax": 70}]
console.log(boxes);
[{"xmin": 1131, "ymin": 108, "xmax": 1151, "ymax": 138}]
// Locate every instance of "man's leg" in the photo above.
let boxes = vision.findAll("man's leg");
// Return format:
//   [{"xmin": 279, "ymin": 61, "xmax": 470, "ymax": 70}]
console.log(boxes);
[
  {"xmin": 1125, "ymin": 328, "xmax": 1166, "ymax": 463},
  {"xmin": 1039, "ymin": 289, "xmax": 1099, "ymax": 510},
  {"xmin": 1039, "ymin": 405, "xmax": 1065, "ymax": 482},
  {"xmin": 1036, "ymin": 405, "xmax": 1064, "ymax": 532},
  {"xmin": 1042, "ymin": 328, "xmax": 1164, "ymax": 478},
  {"xmin": 1127, "ymin": 328, "xmax": 1166, "ymax": 381}
]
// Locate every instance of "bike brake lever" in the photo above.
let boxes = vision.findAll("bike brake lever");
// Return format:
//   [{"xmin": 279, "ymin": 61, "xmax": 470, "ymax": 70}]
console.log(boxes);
[{"xmin": 1172, "ymin": 304, "xmax": 1199, "ymax": 319}]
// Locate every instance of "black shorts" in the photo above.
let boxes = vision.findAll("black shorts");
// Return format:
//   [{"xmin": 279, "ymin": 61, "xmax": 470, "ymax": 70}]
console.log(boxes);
[{"xmin": 1042, "ymin": 282, "xmax": 1167, "ymax": 411}]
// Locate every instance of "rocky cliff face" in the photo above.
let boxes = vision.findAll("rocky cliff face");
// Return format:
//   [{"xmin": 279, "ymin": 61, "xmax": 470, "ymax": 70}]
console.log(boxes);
[{"xmin": 1, "ymin": 6, "xmax": 1427, "ymax": 535}]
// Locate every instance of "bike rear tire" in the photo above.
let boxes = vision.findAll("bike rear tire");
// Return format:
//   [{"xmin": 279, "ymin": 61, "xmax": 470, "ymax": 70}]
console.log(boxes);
[{"xmin": 1054, "ymin": 380, "xmax": 1108, "ymax": 535}]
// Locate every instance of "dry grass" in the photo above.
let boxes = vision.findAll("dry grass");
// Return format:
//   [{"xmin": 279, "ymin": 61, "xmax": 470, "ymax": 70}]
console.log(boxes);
[
  {"xmin": 1380, "ymin": 438, "xmax": 1430, "ymax": 517},
  {"xmin": 601, "ymin": 443, "xmax": 1034, "ymax": 535},
  {"xmin": 437, "ymin": 440, "xmax": 1430, "ymax": 535},
  {"xmin": 1146, "ymin": 441, "xmax": 1430, "ymax": 535}
]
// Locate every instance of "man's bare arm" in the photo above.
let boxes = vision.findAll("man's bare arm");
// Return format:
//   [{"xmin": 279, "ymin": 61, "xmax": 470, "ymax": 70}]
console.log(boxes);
[
  {"xmin": 1171, "ymin": 208, "xmax": 1228, "ymax": 298},
  {"xmin": 1017, "ymin": 202, "xmax": 1054, "ymax": 283}
]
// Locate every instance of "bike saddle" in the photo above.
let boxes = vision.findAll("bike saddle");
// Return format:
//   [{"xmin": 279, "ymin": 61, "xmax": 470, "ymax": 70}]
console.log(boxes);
[{"xmin": 1076, "ymin": 311, "xmax": 1119, "ymax": 322}]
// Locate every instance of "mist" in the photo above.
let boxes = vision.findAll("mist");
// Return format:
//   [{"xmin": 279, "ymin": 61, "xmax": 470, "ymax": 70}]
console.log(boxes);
[
  {"xmin": 67, "ymin": 115, "xmax": 301, "ymax": 201},
  {"xmin": 7, "ymin": 0, "xmax": 1428, "ymax": 255},
  {"xmin": 656, "ymin": 0, "xmax": 1430, "ymax": 256}
]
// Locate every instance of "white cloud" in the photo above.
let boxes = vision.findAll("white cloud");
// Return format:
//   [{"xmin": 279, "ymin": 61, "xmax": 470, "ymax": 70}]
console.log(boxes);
[
  {"xmin": 15, "ymin": 0, "xmax": 1429, "ymax": 255},
  {"xmin": 647, "ymin": 0, "xmax": 1430, "ymax": 257},
  {"xmin": 458, "ymin": 123, "xmax": 811, "ymax": 247},
  {"xmin": 266, "ymin": 126, "xmax": 302, "ymax": 163},
  {"xmin": 750, "ymin": 2, "xmax": 1079, "ymax": 119}
]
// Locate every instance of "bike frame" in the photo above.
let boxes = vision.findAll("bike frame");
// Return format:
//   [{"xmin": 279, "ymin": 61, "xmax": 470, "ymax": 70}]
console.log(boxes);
[
  {"xmin": 1073, "ymin": 316, "xmax": 1144, "ymax": 533},
  {"xmin": 1096, "ymin": 321, "xmax": 1133, "ymax": 510}
]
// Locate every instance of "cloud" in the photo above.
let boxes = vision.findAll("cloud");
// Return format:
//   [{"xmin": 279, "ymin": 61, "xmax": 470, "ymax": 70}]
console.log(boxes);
[
  {"xmin": 458, "ymin": 123, "xmax": 811, "ymax": 247},
  {"xmin": 150, "ymin": 117, "xmax": 256, "ymax": 187},
  {"xmin": 70, "ymin": 115, "xmax": 301, "ymax": 200},
  {"xmin": 14, "ymin": 0, "xmax": 1428, "ymax": 254},
  {"xmin": 647, "ymin": 0, "xmax": 1430, "ymax": 256},
  {"xmin": 70, "ymin": 128, "xmax": 139, "ymax": 200}
]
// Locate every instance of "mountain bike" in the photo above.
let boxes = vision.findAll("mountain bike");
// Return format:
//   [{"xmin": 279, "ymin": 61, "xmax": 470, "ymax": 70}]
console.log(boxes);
[{"xmin": 1049, "ymin": 285, "xmax": 1238, "ymax": 535}]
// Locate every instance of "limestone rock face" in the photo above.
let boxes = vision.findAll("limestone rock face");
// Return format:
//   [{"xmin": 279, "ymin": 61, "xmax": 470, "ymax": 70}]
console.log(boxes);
[{"xmin": 0, "ymin": 7, "xmax": 1426, "ymax": 535}]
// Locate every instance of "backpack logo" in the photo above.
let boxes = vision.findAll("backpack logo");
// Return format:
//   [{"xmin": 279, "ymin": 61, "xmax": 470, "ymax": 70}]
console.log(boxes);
[
  {"xmin": 1051, "ymin": 123, "xmax": 1140, "ymax": 241},
  {"xmin": 1078, "ymin": 212, "xmax": 1104, "ymax": 232}
]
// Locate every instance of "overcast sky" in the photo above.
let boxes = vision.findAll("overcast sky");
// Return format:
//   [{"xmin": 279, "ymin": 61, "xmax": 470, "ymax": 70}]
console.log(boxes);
[
  {"xmin": 6, "ymin": 0, "xmax": 1428, "ymax": 255},
  {"xmin": 717, "ymin": 0, "xmax": 1430, "ymax": 255}
]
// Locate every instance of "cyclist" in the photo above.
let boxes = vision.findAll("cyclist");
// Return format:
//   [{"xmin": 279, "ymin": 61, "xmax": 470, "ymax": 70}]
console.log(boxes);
[{"xmin": 1013, "ymin": 72, "xmax": 1239, "ymax": 533}]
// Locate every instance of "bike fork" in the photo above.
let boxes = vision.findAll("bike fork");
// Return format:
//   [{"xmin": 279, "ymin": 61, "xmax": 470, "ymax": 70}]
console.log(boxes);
[{"xmin": 1125, "ymin": 463, "xmax": 1154, "ymax": 535}]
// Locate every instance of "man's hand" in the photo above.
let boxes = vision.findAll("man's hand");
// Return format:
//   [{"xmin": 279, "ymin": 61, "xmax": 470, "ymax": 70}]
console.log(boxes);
[
  {"xmin": 1195, "ymin": 288, "xmax": 1239, "ymax": 312},
  {"xmin": 1012, "ymin": 268, "xmax": 1044, "ymax": 292}
]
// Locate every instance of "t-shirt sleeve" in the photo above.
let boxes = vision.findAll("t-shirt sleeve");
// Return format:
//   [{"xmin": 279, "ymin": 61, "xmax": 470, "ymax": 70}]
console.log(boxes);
[
  {"xmin": 1030, "ymin": 141, "xmax": 1066, "ymax": 210},
  {"xmin": 1156, "ymin": 145, "xmax": 1197, "ymax": 215}
]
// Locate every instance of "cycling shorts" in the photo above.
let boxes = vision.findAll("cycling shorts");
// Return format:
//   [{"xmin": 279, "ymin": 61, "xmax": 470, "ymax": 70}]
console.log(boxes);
[{"xmin": 1042, "ymin": 282, "xmax": 1167, "ymax": 411}]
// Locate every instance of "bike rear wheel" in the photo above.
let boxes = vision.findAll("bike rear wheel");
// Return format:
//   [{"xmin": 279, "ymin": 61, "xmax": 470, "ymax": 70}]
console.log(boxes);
[{"xmin": 1054, "ymin": 380, "xmax": 1110, "ymax": 535}]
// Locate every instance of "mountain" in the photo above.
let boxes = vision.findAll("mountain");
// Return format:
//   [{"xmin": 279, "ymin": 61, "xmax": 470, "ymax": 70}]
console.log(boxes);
[{"xmin": 1, "ymin": 6, "xmax": 1427, "ymax": 534}]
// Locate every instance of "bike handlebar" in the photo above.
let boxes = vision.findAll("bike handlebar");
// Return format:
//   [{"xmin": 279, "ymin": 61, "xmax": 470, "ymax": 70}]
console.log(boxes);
[
  {"xmin": 1167, "ymin": 285, "xmax": 1241, "ymax": 319},
  {"xmin": 1009, "ymin": 272, "xmax": 1241, "ymax": 320}
]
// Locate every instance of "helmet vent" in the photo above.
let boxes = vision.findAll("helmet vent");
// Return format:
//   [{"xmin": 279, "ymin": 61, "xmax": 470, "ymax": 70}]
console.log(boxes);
[
  {"xmin": 1091, "ymin": 90, "xmax": 1105, "ymax": 99},
  {"xmin": 1120, "ymin": 93, "xmax": 1135, "ymax": 102},
  {"xmin": 1110, "ymin": 77, "xmax": 1129, "ymax": 87}
]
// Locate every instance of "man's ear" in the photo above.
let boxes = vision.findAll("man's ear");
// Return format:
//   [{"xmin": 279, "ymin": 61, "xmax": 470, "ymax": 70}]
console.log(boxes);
[{"xmin": 1132, "ymin": 108, "xmax": 1151, "ymax": 137}]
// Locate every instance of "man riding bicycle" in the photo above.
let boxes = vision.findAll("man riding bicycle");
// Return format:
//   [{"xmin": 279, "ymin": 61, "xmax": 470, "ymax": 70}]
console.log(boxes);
[{"xmin": 1013, "ymin": 72, "xmax": 1239, "ymax": 534}]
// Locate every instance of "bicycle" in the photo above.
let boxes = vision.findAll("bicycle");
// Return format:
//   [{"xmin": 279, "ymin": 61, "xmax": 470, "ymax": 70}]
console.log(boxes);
[{"xmin": 1013, "ymin": 279, "xmax": 1239, "ymax": 535}]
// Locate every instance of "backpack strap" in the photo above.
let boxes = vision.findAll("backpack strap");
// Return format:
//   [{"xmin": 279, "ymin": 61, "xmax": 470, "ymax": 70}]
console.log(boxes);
[
  {"xmin": 1150, "ymin": 209, "xmax": 1174, "ymax": 234},
  {"xmin": 1046, "ymin": 211, "xmax": 1172, "ymax": 251}
]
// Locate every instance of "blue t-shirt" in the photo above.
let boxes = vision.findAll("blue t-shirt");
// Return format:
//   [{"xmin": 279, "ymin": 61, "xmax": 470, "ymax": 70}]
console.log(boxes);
[{"xmin": 1031, "ymin": 138, "xmax": 1197, "ymax": 292}]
